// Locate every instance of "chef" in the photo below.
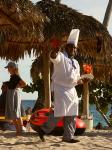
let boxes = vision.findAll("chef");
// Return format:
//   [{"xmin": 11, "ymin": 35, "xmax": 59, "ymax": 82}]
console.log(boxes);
[{"xmin": 38, "ymin": 29, "xmax": 81, "ymax": 143}]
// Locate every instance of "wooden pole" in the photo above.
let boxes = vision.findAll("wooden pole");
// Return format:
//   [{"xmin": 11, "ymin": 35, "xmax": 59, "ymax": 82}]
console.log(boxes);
[
  {"xmin": 83, "ymin": 81, "xmax": 89, "ymax": 118},
  {"xmin": 103, "ymin": 0, "xmax": 112, "ymax": 28},
  {"xmin": 42, "ymin": 49, "xmax": 51, "ymax": 108}
]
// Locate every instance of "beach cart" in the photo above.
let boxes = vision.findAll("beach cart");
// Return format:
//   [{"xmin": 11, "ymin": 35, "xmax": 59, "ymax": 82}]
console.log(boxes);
[{"xmin": 30, "ymin": 108, "xmax": 86, "ymax": 135}]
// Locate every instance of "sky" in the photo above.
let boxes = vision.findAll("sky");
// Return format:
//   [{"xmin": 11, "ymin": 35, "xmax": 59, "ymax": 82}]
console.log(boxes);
[{"xmin": 0, "ymin": 0, "xmax": 111, "ymax": 100}]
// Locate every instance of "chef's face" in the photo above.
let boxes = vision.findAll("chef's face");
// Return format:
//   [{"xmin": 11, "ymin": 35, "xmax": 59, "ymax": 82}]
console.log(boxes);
[{"xmin": 65, "ymin": 44, "xmax": 77, "ymax": 58}]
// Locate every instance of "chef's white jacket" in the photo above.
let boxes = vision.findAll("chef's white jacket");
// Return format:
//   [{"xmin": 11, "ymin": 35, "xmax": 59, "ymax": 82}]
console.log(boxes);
[{"xmin": 51, "ymin": 52, "xmax": 80, "ymax": 117}]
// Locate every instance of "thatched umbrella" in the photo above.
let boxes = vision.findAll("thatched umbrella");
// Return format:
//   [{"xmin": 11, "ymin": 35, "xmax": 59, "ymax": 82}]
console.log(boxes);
[
  {"xmin": 36, "ymin": 0, "xmax": 112, "ymax": 67},
  {"xmin": 32, "ymin": 0, "xmax": 112, "ymax": 115},
  {"xmin": 0, "ymin": 0, "xmax": 46, "ymax": 60}
]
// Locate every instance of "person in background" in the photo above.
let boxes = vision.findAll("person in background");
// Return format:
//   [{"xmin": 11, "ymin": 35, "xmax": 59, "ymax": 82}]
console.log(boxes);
[
  {"xmin": 95, "ymin": 122, "xmax": 103, "ymax": 130},
  {"xmin": 25, "ymin": 107, "xmax": 32, "ymax": 132},
  {"xmin": 25, "ymin": 107, "xmax": 32, "ymax": 115},
  {"xmin": 38, "ymin": 29, "xmax": 82, "ymax": 143},
  {"xmin": 0, "ymin": 82, "xmax": 8, "ymax": 115},
  {"xmin": 4, "ymin": 62, "xmax": 26, "ymax": 135}
]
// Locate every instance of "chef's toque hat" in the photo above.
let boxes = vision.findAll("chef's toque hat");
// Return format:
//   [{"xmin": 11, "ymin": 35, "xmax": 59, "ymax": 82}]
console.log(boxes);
[{"xmin": 67, "ymin": 29, "xmax": 80, "ymax": 47}]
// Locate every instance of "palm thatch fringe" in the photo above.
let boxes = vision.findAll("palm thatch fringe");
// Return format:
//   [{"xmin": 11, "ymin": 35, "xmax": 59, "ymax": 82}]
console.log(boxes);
[{"xmin": 0, "ymin": 0, "xmax": 46, "ymax": 60}]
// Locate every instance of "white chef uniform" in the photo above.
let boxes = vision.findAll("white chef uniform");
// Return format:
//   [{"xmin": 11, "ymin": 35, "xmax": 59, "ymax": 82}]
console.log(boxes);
[{"xmin": 51, "ymin": 51, "xmax": 80, "ymax": 117}]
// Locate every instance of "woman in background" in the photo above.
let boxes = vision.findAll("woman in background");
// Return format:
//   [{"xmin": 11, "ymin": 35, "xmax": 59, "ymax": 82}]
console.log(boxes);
[{"xmin": 5, "ymin": 62, "xmax": 26, "ymax": 135}]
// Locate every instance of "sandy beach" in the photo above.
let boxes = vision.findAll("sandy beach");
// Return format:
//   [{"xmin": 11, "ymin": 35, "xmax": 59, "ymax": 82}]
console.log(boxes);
[{"xmin": 0, "ymin": 129, "xmax": 112, "ymax": 150}]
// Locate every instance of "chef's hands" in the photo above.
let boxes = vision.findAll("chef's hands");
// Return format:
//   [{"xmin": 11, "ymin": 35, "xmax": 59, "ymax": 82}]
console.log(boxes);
[
  {"xmin": 77, "ymin": 79, "xmax": 83, "ymax": 85},
  {"xmin": 77, "ymin": 78, "xmax": 90, "ymax": 85},
  {"xmin": 50, "ymin": 48, "xmax": 60, "ymax": 59},
  {"xmin": 82, "ymin": 78, "xmax": 90, "ymax": 83}
]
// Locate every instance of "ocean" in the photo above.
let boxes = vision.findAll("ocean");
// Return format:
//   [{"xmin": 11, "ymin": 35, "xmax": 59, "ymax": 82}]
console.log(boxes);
[{"xmin": 22, "ymin": 100, "xmax": 112, "ymax": 127}]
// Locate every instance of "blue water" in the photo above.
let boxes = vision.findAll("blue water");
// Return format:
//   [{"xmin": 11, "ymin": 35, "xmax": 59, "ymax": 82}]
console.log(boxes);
[
  {"xmin": 89, "ymin": 104, "xmax": 111, "ymax": 127},
  {"xmin": 22, "ymin": 100, "xmax": 36, "ymax": 110},
  {"xmin": 22, "ymin": 100, "xmax": 111, "ymax": 127}
]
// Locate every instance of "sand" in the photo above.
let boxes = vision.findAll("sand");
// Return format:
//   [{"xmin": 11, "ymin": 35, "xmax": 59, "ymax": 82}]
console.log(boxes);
[{"xmin": 0, "ymin": 129, "xmax": 112, "ymax": 150}]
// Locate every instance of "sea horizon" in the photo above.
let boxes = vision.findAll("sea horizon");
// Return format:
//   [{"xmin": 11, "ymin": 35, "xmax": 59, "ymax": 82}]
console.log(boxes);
[{"xmin": 22, "ymin": 99, "xmax": 36, "ymax": 101}]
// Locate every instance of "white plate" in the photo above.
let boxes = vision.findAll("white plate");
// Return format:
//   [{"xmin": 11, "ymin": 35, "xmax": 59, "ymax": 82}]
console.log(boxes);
[{"xmin": 80, "ymin": 74, "xmax": 94, "ymax": 80}]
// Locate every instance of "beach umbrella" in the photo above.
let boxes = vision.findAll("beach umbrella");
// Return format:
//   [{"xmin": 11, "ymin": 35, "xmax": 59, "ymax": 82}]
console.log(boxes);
[
  {"xmin": 33, "ymin": 0, "xmax": 112, "ymax": 114},
  {"xmin": 36, "ymin": 0, "xmax": 112, "ymax": 68},
  {"xmin": 0, "ymin": 0, "xmax": 47, "ymax": 117},
  {"xmin": 0, "ymin": 0, "xmax": 46, "ymax": 60}
]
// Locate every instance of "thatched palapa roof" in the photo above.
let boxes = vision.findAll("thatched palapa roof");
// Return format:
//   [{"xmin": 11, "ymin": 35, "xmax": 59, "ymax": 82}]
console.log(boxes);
[
  {"xmin": 0, "ymin": 0, "xmax": 45, "ymax": 60},
  {"xmin": 34, "ymin": 0, "xmax": 112, "ymax": 82}
]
